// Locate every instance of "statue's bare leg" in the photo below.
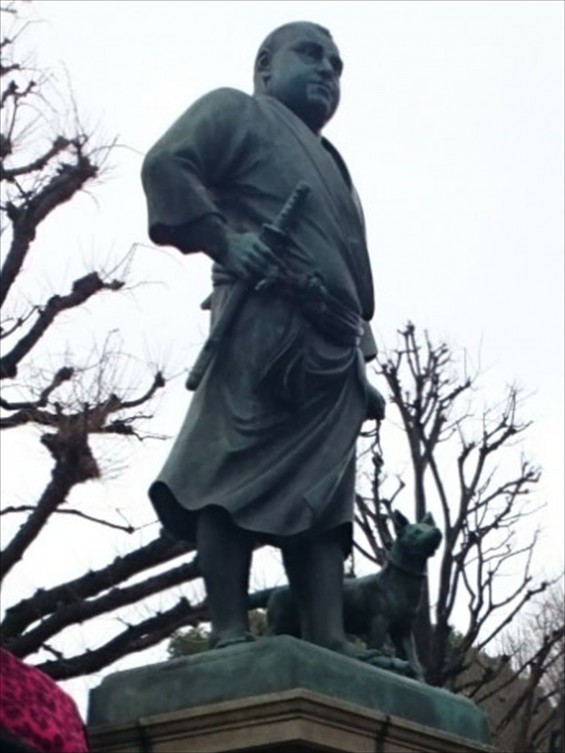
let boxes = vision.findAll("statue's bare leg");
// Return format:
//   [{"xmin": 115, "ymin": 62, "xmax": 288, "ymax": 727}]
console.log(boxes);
[
  {"xmin": 281, "ymin": 530, "xmax": 416, "ymax": 676},
  {"xmin": 281, "ymin": 529, "xmax": 352, "ymax": 652},
  {"xmin": 196, "ymin": 506, "xmax": 255, "ymax": 649}
]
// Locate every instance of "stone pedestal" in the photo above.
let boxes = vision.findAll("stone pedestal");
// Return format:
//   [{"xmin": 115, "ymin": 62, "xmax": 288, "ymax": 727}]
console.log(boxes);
[{"xmin": 87, "ymin": 636, "xmax": 494, "ymax": 753}]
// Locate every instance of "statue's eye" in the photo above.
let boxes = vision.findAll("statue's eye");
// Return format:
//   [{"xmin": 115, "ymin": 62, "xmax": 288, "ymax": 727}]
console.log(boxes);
[
  {"xmin": 330, "ymin": 57, "xmax": 343, "ymax": 76},
  {"xmin": 298, "ymin": 44, "xmax": 320, "ymax": 62}
]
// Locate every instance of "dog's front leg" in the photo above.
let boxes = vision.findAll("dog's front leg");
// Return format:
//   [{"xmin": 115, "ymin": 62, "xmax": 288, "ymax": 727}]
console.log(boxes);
[{"xmin": 391, "ymin": 624, "xmax": 425, "ymax": 682}]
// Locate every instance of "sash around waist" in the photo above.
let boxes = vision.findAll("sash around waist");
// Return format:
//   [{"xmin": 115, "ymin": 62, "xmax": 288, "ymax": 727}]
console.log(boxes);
[{"xmin": 210, "ymin": 265, "xmax": 363, "ymax": 348}]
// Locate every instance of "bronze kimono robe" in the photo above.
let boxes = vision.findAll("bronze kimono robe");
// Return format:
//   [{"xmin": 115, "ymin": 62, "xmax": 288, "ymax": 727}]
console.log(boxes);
[{"xmin": 142, "ymin": 87, "xmax": 376, "ymax": 552}]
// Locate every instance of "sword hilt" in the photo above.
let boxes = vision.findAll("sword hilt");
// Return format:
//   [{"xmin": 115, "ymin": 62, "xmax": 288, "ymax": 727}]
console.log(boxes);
[{"xmin": 260, "ymin": 181, "xmax": 310, "ymax": 249}]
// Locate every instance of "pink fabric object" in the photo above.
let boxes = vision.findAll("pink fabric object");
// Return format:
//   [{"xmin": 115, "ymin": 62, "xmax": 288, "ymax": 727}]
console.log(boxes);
[{"xmin": 0, "ymin": 648, "xmax": 88, "ymax": 752}]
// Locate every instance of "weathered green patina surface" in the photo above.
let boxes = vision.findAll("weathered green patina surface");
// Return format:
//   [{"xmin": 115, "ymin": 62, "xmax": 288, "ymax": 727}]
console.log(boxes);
[
  {"xmin": 88, "ymin": 636, "xmax": 490, "ymax": 745},
  {"xmin": 141, "ymin": 21, "xmax": 387, "ymax": 656},
  {"xmin": 142, "ymin": 26, "xmax": 376, "ymax": 548}
]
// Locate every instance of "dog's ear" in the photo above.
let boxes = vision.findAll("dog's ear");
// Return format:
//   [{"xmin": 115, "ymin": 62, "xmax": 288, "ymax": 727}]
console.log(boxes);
[
  {"xmin": 392, "ymin": 510, "xmax": 410, "ymax": 532},
  {"xmin": 421, "ymin": 511, "xmax": 436, "ymax": 526}
]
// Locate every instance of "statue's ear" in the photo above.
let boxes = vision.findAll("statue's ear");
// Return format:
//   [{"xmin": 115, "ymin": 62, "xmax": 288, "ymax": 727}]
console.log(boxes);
[
  {"xmin": 421, "ymin": 512, "xmax": 436, "ymax": 526},
  {"xmin": 256, "ymin": 49, "xmax": 272, "ymax": 81},
  {"xmin": 392, "ymin": 510, "xmax": 409, "ymax": 532}
]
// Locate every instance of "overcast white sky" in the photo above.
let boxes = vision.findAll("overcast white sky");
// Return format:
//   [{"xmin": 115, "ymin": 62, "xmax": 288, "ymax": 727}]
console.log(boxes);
[{"xmin": 1, "ymin": 0, "xmax": 563, "ymax": 715}]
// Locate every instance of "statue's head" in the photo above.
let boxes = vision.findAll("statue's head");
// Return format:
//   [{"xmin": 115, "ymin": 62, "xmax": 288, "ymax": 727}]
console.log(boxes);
[{"xmin": 253, "ymin": 21, "xmax": 342, "ymax": 134}]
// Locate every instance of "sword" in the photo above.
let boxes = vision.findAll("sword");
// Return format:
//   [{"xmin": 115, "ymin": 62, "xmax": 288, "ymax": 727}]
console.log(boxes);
[{"xmin": 186, "ymin": 181, "xmax": 310, "ymax": 391}]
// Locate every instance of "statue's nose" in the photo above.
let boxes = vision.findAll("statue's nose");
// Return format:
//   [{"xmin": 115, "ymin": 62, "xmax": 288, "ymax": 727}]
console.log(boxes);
[{"xmin": 317, "ymin": 56, "xmax": 335, "ymax": 77}]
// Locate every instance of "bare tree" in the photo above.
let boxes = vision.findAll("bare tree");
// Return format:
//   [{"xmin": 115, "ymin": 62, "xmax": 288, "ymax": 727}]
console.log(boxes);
[
  {"xmin": 354, "ymin": 323, "xmax": 561, "ymax": 742},
  {"xmin": 0, "ymin": 1, "xmax": 206, "ymax": 680},
  {"xmin": 491, "ymin": 583, "xmax": 565, "ymax": 752},
  {"xmin": 450, "ymin": 584, "xmax": 564, "ymax": 752}
]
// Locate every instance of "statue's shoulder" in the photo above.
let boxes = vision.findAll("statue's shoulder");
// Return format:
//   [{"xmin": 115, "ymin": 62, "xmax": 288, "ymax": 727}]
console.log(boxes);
[{"xmin": 192, "ymin": 86, "xmax": 254, "ymax": 114}]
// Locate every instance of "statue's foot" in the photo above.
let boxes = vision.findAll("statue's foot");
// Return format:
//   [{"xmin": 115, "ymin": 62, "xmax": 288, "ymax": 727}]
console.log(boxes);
[{"xmin": 209, "ymin": 631, "xmax": 257, "ymax": 650}]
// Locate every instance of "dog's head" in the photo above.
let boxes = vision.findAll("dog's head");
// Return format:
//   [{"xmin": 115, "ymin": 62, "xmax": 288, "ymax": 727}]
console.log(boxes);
[{"xmin": 391, "ymin": 511, "xmax": 443, "ymax": 563}]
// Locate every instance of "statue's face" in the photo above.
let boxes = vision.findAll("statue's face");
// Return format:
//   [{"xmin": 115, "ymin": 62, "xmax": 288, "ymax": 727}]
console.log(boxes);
[{"xmin": 262, "ymin": 26, "xmax": 342, "ymax": 133}]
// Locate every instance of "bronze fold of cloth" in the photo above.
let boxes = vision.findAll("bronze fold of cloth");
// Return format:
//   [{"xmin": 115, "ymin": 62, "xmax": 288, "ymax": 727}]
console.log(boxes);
[{"xmin": 149, "ymin": 278, "xmax": 368, "ymax": 554}]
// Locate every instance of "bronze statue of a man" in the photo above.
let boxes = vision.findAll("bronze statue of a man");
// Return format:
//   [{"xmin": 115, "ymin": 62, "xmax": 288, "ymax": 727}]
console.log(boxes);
[{"xmin": 142, "ymin": 21, "xmax": 385, "ymax": 655}]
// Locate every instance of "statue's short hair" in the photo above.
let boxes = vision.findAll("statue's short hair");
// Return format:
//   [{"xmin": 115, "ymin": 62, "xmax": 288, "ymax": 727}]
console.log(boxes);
[{"xmin": 253, "ymin": 22, "xmax": 334, "ymax": 90}]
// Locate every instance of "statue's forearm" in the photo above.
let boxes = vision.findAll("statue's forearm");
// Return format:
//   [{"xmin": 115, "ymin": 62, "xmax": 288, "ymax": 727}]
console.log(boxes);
[
  {"xmin": 145, "ymin": 210, "xmax": 229, "ymax": 266},
  {"xmin": 170, "ymin": 214, "xmax": 229, "ymax": 265},
  {"xmin": 142, "ymin": 144, "xmax": 229, "ymax": 264}
]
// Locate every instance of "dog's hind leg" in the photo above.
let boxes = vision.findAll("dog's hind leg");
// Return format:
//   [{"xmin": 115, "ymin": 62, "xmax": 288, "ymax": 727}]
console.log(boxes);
[{"xmin": 366, "ymin": 614, "xmax": 388, "ymax": 651}]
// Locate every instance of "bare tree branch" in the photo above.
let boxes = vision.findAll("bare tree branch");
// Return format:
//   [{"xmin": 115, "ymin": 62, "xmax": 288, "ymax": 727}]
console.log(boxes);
[
  {"xmin": 0, "ymin": 272, "xmax": 124, "ymax": 378},
  {"xmin": 5, "ymin": 556, "xmax": 201, "ymax": 658},
  {"xmin": 0, "ymin": 135, "xmax": 70, "ymax": 180},
  {"xmin": 34, "ymin": 597, "xmax": 208, "ymax": 680},
  {"xmin": 0, "ymin": 366, "xmax": 73, "ymax": 408},
  {"xmin": 0, "ymin": 531, "xmax": 194, "ymax": 639},
  {"xmin": 0, "ymin": 433, "xmax": 99, "ymax": 581},
  {"xmin": 1, "ymin": 150, "xmax": 99, "ymax": 308},
  {"xmin": 0, "ymin": 504, "xmax": 136, "ymax": 534}
]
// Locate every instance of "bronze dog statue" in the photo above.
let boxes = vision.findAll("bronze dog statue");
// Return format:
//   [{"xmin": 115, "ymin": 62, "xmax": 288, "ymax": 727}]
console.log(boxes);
[{"xmin": 266, "ymin": 511, "xmax": 442, "ymax": 680}]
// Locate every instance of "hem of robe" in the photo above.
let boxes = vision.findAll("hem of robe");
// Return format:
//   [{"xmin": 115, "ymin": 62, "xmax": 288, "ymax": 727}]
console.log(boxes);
[{"xmin": 149, "ymin": 481, "xmax": 353, "ymax": 557}]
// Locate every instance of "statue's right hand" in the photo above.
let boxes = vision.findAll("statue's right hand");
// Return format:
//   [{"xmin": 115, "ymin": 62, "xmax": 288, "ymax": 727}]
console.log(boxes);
[
  {"xmin": 223, "ymin": 231, "xmax": 279, "ymax": 282},
  {"xmin": 366, "ymin": 383, "xmax": 386, "ymax": 421}
]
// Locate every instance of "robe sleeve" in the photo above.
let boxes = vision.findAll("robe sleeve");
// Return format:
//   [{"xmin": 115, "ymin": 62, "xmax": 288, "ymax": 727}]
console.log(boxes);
[{"xmin": 141, "ymin": 87, "xmax": 253, "ymax": 249}]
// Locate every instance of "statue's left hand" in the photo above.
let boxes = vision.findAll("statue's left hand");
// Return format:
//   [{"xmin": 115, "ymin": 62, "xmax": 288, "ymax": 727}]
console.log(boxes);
[{"xmin": 366, "ymin": 383, "xmax": 386, "ymax": 421}]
